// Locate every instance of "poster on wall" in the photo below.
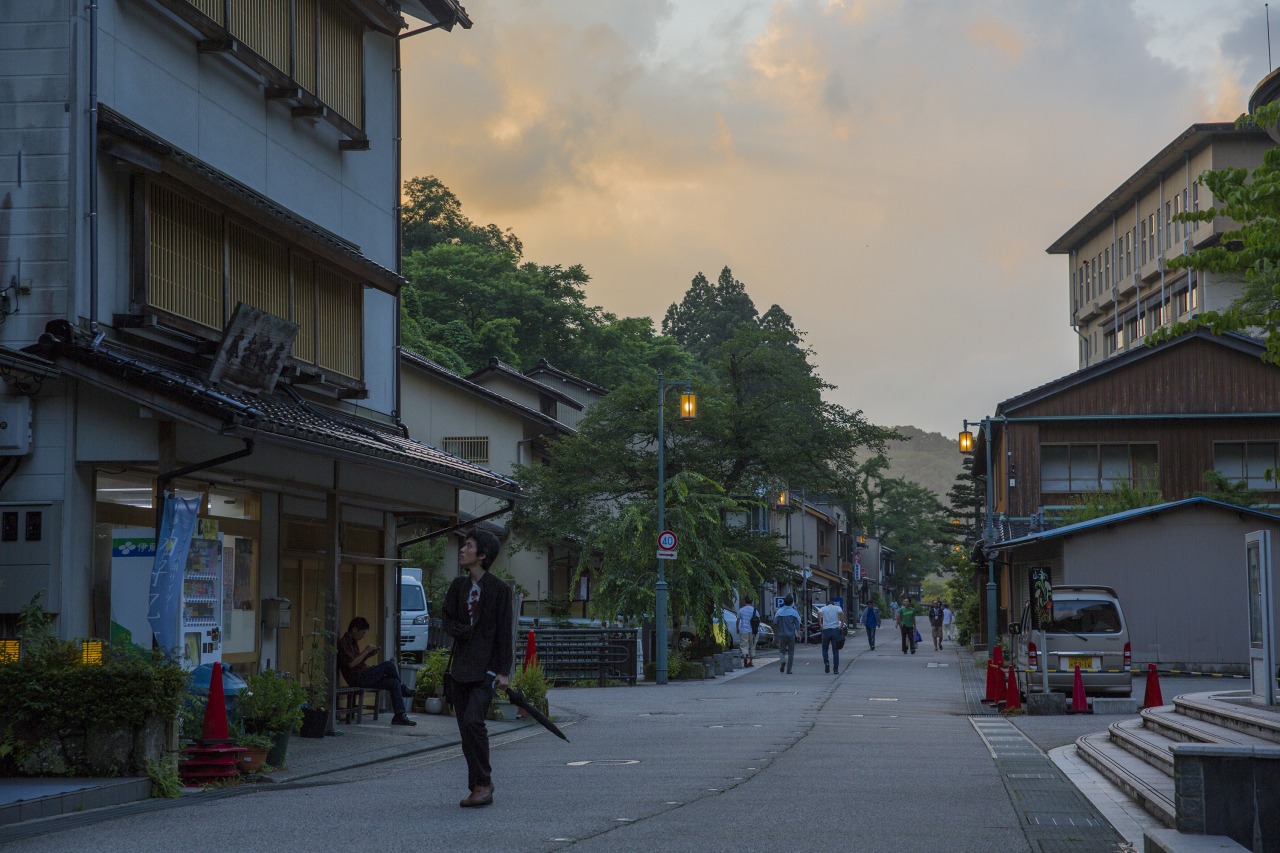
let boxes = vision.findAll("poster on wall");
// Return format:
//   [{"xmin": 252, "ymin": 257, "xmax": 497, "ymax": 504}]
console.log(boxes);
[
  {"xmin": 1030, "ymin": 567, "xmax": 1053, "ymax": 629},
  {"xmin": 110, "ymin": 531, "xmax": 157, "ymax": 647}
]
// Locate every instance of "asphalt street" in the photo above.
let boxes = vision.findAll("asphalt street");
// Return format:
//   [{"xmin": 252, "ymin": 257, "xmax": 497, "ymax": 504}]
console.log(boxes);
[{"xmin": 9, "ymin": 639, "xmax": 1217, "ymax": 853}]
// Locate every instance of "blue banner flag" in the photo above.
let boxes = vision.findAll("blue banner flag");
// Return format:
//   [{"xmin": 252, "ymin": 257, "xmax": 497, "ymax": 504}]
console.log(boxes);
[{"xmin": 147, "ymin": 496, "xmax": 201, "ymax": 653}]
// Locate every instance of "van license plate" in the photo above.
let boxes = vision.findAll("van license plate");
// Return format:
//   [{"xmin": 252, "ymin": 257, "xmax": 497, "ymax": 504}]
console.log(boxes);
[{"xmin": 1065, "ymin": 656, "xmax": 1095, "ymax": 671}]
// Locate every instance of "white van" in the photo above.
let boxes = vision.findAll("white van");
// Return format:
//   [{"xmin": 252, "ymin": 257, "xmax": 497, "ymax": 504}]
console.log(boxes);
[
  {"xmin": 399, "ymin": 568, "xmax": 429, "ymax": 661},
  {"xmin": 1011, "ymin": 584, "xmax": 1132, "ymax": 699}
]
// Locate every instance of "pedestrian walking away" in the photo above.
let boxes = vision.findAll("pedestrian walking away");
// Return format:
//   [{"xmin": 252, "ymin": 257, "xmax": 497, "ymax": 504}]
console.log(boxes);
[
  {"xmin": 928, "ymin": 598, "xmax": 945, "ymax": 650},
  {"xmin": 773, "ymin": 595, "xmax": 802, "ymax": 674},
  {"xmin": 896, "ymin": 597, "xmax": 918, "ymax": 654},
  {"xmin": 737, "ymin": 596, "xmax": 760, "ymax": 667},
  {"xmin": 942, "ymin": 602, "xmax": 955, "ymax": 643},
  {"xmin": 859, "ymin": 601, "xmax": 880, "ymax": 650},
  {"xmin": 818, "ymin": 600, "xmax": 845, "ymax": 673},
  {"xmin": 336, "ymin": 617, "xmax": 417, "ymax": 726},
  {"xmin": 443, "ymin": 528, "xmax": 513, "ymax": 808}
]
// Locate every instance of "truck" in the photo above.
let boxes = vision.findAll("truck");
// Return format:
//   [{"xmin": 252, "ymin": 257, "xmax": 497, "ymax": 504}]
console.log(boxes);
[{"xmin": 399, "ymin": 568, "xmax": 429, "ymax": 661}]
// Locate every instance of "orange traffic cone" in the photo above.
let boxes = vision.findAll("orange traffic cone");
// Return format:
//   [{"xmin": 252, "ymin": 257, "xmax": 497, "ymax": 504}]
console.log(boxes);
[
  {"xmin": 1067, "ymin": 664, "xmax": 1091, "ymax": 714},
  {"xmin": 1142, "ymin": 662, "xmax": 1164, "ymax": 709},
  {"xmin": 983, "ymin": 659, "xmax": 998, "ymax": 704},
  {"xmin": 201, "ymin": 661, "xmax": 231, "ymax": 742},
  {"xmin": 1002, "ymin": 664, "xmax": 1021, "ymax": 712}
]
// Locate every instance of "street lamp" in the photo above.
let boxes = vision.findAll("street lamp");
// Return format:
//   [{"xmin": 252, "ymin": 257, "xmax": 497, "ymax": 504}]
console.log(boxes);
[
  {"xmin": 959, "ymin": 417, "xmax": 997, "ymax": 652},
  {"xmin": 655, "ymin": 373, "xmax": 695, "ymax": 685}
]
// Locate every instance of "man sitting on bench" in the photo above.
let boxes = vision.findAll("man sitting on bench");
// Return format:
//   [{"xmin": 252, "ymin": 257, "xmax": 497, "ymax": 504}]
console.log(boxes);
[{"xmin": 336, "ymin": 616, "xmax": 416, "ymax": 726}]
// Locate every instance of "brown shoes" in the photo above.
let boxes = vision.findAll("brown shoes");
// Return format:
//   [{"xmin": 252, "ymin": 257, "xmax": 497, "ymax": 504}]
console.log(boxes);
[{"xmin": 460, "ymin": 785, "xmax": 494, "ymax": 808}]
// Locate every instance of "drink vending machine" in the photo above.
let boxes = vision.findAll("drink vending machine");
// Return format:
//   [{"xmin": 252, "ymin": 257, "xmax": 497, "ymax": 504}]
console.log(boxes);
[{"xmin": 182, "ymin": 536, "xmax": 223, "ymax": 668}]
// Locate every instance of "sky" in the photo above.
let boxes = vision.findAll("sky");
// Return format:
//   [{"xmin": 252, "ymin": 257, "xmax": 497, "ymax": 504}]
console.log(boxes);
[{"xmin": 400, "ymin": 0, "xmax": 1273, "ymax": 436}]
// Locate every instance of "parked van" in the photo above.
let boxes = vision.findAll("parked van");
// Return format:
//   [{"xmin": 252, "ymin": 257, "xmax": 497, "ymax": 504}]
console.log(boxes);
[
  {"xmin": 399, "ymin": 568, "xmax": 429, "ymax": 661},
  {"xmin": 1011, "ymin": 584, "xmax": 1132, "ymax": 699}
]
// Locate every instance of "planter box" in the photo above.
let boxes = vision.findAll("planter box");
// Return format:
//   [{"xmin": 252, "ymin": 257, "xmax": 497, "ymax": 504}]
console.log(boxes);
[{"xmin": 399, "ymin": 664, "xmax": 420, "ymax": 692}]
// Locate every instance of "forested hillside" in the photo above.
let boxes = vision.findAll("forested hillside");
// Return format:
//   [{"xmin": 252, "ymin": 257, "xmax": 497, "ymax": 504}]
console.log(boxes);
[{"xmin": 883, "ymin": 426, "xmax": 964, "ymax": 503}]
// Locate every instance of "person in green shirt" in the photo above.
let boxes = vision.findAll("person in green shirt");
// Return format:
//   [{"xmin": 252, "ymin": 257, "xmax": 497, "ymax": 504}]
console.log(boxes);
[{"xmin": 896, "ymin": 597, "xmax": 919, "ymax": 655}]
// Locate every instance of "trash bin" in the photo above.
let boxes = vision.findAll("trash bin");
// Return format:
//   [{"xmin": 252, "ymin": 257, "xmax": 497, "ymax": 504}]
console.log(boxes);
[{"xmin": 188, "ymin": 663, "xmax": 249, "ymax": 720}]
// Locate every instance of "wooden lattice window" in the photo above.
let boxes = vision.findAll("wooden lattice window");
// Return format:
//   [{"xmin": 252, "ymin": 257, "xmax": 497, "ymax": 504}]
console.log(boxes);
[
  {"xmin": 147, "ymin": 183, "xmax": 223, "ymax": 329},
  {"xmin": 316, "ymin": 265, "xmax": 362, "ymax": 379},
  {"xmin": 442, "ymin": 437, "xmax": 489, "ymax": 464}
]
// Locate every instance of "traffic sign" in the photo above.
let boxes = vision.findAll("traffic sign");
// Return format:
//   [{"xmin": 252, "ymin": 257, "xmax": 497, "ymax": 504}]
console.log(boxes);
[{"xmin": 658, "ymin": 530, "xmax": 678, "ymax": 551}]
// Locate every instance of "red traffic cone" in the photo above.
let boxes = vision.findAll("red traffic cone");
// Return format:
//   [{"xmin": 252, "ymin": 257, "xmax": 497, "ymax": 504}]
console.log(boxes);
[
  {"xmin": 1142, "ymin": 663, "xmax": 1164, "ymax": 709},
  {"xmin": 1002, "ymin": 664, "xmax": 1021, "ymax": 712},
  {"xmin": 1068, "ymin": 664, "xmax": 1091, "ymax": 714},
  {"xmin": 992, "ymin": 644, "xmax": 1004, "ymax": 667},
  {"xmin": 982, "ymin": 659, "xmax": 998, "ymax": 703},
  {"xmin": 992, "ymin": 663, "xmax": 1007, "ymax": 706},
  {"xmin": 524, "ymin": 630, "xmax": 538, "ymax": 669},
  {"xmin": 200, "ymin": 661, "xmax": 231, "ymax": 743}
]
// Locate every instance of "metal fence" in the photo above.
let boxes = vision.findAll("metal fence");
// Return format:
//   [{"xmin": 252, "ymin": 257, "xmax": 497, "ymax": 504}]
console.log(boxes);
[{"xmin": 520, "ymin": 628, "xmax": 638, "ymax": 686}]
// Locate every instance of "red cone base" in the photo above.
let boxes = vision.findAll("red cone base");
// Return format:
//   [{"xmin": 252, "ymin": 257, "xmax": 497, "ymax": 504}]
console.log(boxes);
[
  {"xmin": 1067, "ymin": 664, "xmax": 1091, "ymax": 714},
  {"xmin": 1002, "ymin": 664, "xmax": 1021, "ymax": 712},
  {"xmin": 1142, "ymin": 662, "xmax": 1164, "ymax": 709}
]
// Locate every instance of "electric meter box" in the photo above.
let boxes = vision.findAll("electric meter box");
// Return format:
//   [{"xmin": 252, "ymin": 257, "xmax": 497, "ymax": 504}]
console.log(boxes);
[
  {"xmin": 0, "ymin": 397, "xmax": 32, "ymax": 455},
  {"xmin": 262, "ymin": 597, "xmax": 292, "ymax": 629}
]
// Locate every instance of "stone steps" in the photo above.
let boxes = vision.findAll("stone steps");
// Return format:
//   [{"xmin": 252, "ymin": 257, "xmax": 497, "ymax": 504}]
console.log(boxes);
[{"xmin": 1076, "ymin": 730, "xmax": 1176, "ymax": 827}]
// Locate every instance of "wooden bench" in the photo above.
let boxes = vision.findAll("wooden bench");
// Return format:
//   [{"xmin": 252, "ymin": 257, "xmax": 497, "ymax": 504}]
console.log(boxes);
[{"xmin": 335, "ymin": 685, "xmax": 384, "ymax": 724}]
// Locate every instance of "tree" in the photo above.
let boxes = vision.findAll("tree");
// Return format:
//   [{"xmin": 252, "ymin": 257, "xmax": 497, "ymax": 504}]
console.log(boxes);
[
  {"xmin": 401, "ymin": 176, "xmax": 522, "ymax": 257},
  {"xmin": 661, "ymin": 267, "xmax": 759, "ymax": 358},
  {"xmin": 1058, "ymin": 473, "xmax": 1164, "ymax": 525},
  {"xmin": 874, "ymin": 477, "xmax": 956, "ymax": 588},
  {"xmin": 1153, "ymin": 106, "xmax": 1280, "ymax": 361},
  {"xmin": 1195, "ymin": 470, "xmax": 1262, "ymax": 507}
]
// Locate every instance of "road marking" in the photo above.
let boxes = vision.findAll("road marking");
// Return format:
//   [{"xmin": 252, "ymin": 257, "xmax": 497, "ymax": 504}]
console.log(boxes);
[
  {"xmin": 565, "ymin": 759, "xmax": 640, "ymax": 766},
  {"xmin": 869, "ymin": 697, "xmax": 898, "ymax": 702}
]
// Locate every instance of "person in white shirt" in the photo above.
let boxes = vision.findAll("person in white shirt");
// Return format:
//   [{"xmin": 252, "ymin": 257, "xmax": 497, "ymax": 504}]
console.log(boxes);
[
  {"xmin": 942, "ymin": 603, "xmax": 955, "ymax": 642},
  {"xmin": 818, "ymin": 600, "xmax": 845, "ymax": 674},
  {"xmin": 736, "ymin": 596, "xmax": 759, "ymax": 667}
]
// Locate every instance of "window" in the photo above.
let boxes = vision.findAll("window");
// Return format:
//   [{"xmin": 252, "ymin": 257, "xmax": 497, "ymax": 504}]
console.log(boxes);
[
  {"xmin": 1104, "ymin": 248, "xmax": 1111, "ymax": 289},
  {"xmin": 1139, "ymin": 219, "xmax": 1148, "ymax": 265},
  {"xmin": 539, "ymin": 394, "xmax": 558, "ymax": 419},
  {"xmin": 1103, "ymin": 328, "xmax": 1116, "ymax": 355},
  {"xmin": 1123, "ymin": 314, "xmax": 1138, "ymax": 346},
  {"xmin": 748, "ymin": 505, "xmax": 771, "ymax": 534},
  {"xmin": 1192, "ymin": 181, "xmax": 1199, "ymax": 212},
  {"xmin": 1149, "ymin": 213, "xmax": 1156, "ymax": 257},
  {"xmin": 144, "ymin": 180, "xmax": 364, "ymax": 380},
  {"xmin": 1041, "ymin": 444, "xmax": 1157, "ymax": 492},
  {"xmin": 178, "ymin": 0, "xmax": 364, "ymax": 131},
  {"xmin": 441, "ymin": 436, "xmax": 490, "ymax": 464},
  {"xmin": 1125, "ymin": 230, "xmax": 1132, "ymax": 277},
  {"xmin": 1173, "ymin": 288, "xmax": 1188, "ymax": 317},
  {"xmin": 1165, "ymin": 201, "xmax": 1172, "ymax": 249},
  {"xmin": 1190, "ymin": 273, "xmax": 1199, "ymax": 310},
  {"xmin": 1173, "ymin": 193, "xmax": 1182, "ymax": 244},
  {"xmin": 1214, "ymin": 442, "xmax": 1278, "ymax": 489}
]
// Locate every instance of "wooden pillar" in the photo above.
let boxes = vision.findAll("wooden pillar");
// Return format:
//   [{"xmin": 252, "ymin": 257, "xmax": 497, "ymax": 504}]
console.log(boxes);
[{"xmin": 324, "ymin": 480, "xmax": 340, "ymax": 735}]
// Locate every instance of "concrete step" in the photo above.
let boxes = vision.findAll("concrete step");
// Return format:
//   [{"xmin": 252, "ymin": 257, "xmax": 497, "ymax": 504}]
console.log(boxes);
[
  {"xmin": 1142, "ymin": 703, "xmax": 1280, "ymax": 749},
  {"xmin": 1109, "ymin": 717, "xmax": 1175, "ymax": 776},
  {"xmin": 1173, "ymin": 690, "xmax": 1280, "ymax": 745},
  {"xmin": 1076, "ymin": 730, "xmax": 1175, "ymax": 828}
]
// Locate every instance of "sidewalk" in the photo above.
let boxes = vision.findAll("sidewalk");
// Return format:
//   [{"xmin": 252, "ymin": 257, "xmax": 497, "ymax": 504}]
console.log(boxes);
[{"xmin": 0, "ymin": 706, "xmax": 535, "ymax": 835}]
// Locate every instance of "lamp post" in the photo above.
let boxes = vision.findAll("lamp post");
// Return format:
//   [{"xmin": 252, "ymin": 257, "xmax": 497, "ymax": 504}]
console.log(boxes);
[
  {"xmin": 959, "ymin": 417, "xmax": 997, "ymax": 652},
  {"xmin": 655, "ymin": 373, "xmax": 696, "ymax": 686}
]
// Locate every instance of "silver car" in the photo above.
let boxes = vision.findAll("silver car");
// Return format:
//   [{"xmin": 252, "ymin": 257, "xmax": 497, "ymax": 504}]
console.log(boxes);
[{"xmin": 1012, "ymin": 585, "xmax": 1132, "ymax": 699}]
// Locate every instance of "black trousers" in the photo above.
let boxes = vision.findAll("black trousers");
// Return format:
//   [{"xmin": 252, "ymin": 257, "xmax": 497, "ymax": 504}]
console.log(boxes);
[{"xmin": 452, "ymin": 678, "xmax": 495, "ymax": 789}]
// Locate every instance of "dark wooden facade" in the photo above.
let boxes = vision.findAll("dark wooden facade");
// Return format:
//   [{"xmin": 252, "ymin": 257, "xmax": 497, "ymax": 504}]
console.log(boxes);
[{"xmin": 976, "ymin": 331, "xmax": 1280, "ymax": 518}]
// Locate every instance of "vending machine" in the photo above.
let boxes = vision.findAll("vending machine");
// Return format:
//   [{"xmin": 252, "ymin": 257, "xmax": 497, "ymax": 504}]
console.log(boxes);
[{"xmin": 182, "ymin": 536, "xmax": 224, "ymax": 668}]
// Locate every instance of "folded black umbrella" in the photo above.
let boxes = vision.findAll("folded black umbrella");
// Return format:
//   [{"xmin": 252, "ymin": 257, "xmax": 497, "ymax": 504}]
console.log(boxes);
[{"xmin": 504, "ymin": 686, "xmax": 569, "ymax": 742}]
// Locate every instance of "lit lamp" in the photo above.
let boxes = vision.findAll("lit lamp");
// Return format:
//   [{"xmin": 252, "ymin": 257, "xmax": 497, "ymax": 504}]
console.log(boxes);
[
  {"xmin": 777, "ymin": 490, "xmax": 788, "ymax": 507},
  {"xmin": 80, "ymin": 639, "xmax": 104, "ymax": 666},
  {"xmin": 655, "ymin": 374, "xmax": 695, "ymax": 685},
  {"xmin": 960, "ymin": 416, "xmax": 998, "ymax": 652},
  {"xmin": 0, "ymin": 639, "xmax": 18, "ymax": 664}
]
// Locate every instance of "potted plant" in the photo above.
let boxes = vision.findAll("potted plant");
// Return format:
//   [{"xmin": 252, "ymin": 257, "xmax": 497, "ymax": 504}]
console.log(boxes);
[
  {"xmin": 414, "ymin": 647, "xmax": 450, "ymax": 714},
  {"xmin": 298, "ymin": 615, "xmax": 333, "ymax": 738},
  {"xmin": 508, "ymin": 658, "xmax": 549, "ymax": 717},
  {"xmin": 234, "ymin": 729, "xmax": 274, "ymax": 774},
  {"xmin": 237, "ymin": 669, "xmax": 304, "ymax": 767}
]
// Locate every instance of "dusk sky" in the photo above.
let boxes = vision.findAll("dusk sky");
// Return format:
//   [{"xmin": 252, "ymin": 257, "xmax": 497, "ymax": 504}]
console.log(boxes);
[{"xmin": 401, "ymin": 1, "xmax": 1272, "ymax": 436}]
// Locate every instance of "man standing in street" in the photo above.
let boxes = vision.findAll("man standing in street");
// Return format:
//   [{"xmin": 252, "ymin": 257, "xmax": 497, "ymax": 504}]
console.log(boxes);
[
  {"xmin": 774, "ymin": 595, "xmax": 802, "ymax": 674},
  {"xmin": 928, "ymin": 598, "xmax": 945, "ymax": 650},
  {"xmin": 896, "ymin": 596, "xmax": 918, "ymax": 654},
  {"xmin": 737, "ymin": 596, "xmax": 759, "ymax": 667},
  {"xmin": 942, "ymin": 602, "xmax": 955, "ymax": 643},
  {"xmin": 859, "ymin": 600, "xmax": 880, "ymax": 650},
  {"xmin": 818, "ymin": 599, "xmax": 845, "ymax": 673},
  {"xmin": 443, "ymin": 528, "xmax": 513, "ymax": 808}
]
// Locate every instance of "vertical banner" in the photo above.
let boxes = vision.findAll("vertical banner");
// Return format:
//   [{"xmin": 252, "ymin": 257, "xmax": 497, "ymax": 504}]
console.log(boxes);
[
  {"xmin": 1030, "ymin": 567, "xmax": 1053, "ymax": 630},
  {"xmin": 147, "ymin": 496, "xmax": 201, "ymax": 653}
]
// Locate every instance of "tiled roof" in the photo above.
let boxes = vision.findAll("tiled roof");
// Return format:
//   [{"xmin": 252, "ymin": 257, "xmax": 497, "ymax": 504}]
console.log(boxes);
[
  {"xmin": 524, "ymin": 359, "xmax": 610, "ymax": 396},
  {"xmin": 31, "ymin": 324, "xmax": 519, "ymax": 497},
  {"xmin": 399, "ymin": 348, "xmax": 571, "ymax": 433},
  {"xmin": 467, "ymin": 358, "xmax": 584, "ymax": 410}
]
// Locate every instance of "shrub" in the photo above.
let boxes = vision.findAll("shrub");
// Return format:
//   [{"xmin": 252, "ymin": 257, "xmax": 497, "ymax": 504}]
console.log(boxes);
[
  {"xmin": 237, "ymin": 670, "xmax": 305, "ymax": 734},
  {"xmin": 509, "ymin": 658, "xmax": 549, "ymax": 713}
]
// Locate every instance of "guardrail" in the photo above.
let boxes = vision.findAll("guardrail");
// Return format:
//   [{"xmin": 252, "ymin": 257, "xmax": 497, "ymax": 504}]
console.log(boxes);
[{"xmin": 520, "ymin": 628, "xmax": 638, "ymax": 687}]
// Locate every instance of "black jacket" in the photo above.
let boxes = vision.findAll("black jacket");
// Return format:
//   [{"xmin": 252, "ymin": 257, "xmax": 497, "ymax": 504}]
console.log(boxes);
[{"xmin": 443, "ymin": 570, "xmax": 514, "ymax": 683}]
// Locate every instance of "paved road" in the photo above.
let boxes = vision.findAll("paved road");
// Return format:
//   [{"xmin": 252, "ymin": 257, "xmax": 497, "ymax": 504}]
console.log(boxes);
[{"xmin": 11, "ymin": 640, "xmax": 1211, "ymax": 852}]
